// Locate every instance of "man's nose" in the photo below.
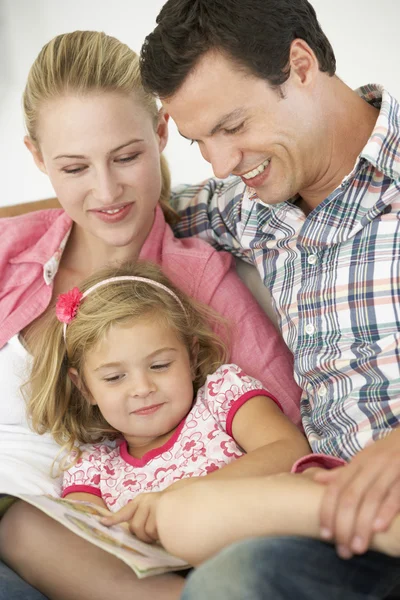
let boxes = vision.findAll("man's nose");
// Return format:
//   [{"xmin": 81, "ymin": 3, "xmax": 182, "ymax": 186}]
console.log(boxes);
[{"xmin": 201, "ymin": 142, "xmax": 242, "ymax": 180}]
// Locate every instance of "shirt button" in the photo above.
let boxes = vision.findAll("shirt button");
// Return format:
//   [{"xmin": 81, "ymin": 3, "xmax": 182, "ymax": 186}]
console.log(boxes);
[
  {"xmin": 266, "ymin": 239, "xmax": 276, "ymax": 249},
  {"xmin": 307, "ymin": 254, "xmax": 317, "ymax": 265},
  {"xmin": 318, "ymin": 385, "xmax": 327, "ymax": 398},
  {"xmin": 305, "ymin": 323, "xmax": 315, "ymax": 336}
]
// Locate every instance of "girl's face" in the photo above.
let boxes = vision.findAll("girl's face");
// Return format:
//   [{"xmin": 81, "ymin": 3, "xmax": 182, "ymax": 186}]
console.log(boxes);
[
  {"xmin": 25, "ymin": 92, "xmax": 168, "ymax": 252},
  {"xmin": 72, "ymin": 317, "xmax": 195, "ymax": 457}
]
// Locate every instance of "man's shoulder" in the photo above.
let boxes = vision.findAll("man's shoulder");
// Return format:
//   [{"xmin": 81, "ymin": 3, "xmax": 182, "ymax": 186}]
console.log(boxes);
[{"xmin": 171, "ymin": 176, "xmax": 246, "ymax": 209}]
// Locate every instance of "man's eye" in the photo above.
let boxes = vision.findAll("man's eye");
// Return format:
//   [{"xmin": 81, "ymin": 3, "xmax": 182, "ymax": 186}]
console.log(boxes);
[{"xmin": 224, "ymin": 123, "xmax": 244, "ymax": 135}]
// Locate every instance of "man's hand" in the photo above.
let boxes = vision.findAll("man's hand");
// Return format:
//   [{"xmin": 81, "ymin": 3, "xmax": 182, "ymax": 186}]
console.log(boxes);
[
  {"xmin": 313, "ymin": 429, "xmax": 400, "ymax": 558},
  {"xmin": 100, "ymin": 492, "xmax": 163, "ymax": 543}
]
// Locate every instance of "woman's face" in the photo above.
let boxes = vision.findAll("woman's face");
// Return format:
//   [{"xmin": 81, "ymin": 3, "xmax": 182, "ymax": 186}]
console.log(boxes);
[{"xmin": 26, "ymin": 92, "xmax": 168, "ymax": 250}]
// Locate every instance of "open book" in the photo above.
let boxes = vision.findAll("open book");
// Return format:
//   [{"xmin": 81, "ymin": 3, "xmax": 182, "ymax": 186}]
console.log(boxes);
[{"xmin": 0, "ymin": 493, "xmax": 189, "ymax": 578}]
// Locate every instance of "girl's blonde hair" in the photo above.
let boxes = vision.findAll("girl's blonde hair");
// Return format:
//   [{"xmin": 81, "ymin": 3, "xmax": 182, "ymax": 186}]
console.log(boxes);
[
  {"xmin": 26, "ymin": 262, "xmax": 228, "ymax": 459},
  {"xmin": 23, "ymin": 30, "xmax": 176, "ymax": 224}
]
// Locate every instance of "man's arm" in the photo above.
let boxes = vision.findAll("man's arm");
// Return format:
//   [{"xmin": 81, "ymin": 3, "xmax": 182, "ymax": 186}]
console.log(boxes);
[{"xmin": 171, "ymin": 176, "xmax": 252, "ymax": 260}]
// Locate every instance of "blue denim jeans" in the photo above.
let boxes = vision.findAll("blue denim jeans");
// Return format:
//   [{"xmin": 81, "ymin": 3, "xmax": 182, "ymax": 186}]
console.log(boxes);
[
  {"xmin": 0, "ymin": 559, "xmax": 48, "ymax": 600},
  {"xmin": 182, "ymin": 537, "xmax": 400, "ymax": 600}
]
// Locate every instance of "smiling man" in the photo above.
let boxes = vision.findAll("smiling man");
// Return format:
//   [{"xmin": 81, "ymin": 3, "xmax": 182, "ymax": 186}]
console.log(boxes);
[{"xmin": 140, "ymin": 1, "xmax": 400, "ymax": 599}]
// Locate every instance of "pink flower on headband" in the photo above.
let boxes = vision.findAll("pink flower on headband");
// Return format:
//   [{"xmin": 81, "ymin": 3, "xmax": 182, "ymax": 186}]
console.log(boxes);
[{"xmin": 55, "ymin": 287, "xmax": 83, "ymax": 324}]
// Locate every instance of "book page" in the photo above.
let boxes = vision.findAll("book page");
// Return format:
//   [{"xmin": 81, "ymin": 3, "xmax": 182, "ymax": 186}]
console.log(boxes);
[{"xmin": 0, "ymin": 493, "xmax": 189, "ymax": 578}]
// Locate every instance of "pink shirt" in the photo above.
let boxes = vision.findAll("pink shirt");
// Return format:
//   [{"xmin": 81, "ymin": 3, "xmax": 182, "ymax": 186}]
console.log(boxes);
[
  {"xmin": 0, "ymin": 205, "xmax": 301, "ymax": 426},
  {"xmin": 62, "ymin": 364, "xmax": 273, "ymax": 510}
]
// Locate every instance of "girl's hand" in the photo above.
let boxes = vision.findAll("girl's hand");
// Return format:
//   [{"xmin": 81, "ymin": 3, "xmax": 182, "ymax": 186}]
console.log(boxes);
[
  {"xmin": 313, "ymin": 430, "xmax": 400, "ymax": 558},
  {"xmin": 100, "ymin": 492, "xmax": 163, "ymax": 543}
]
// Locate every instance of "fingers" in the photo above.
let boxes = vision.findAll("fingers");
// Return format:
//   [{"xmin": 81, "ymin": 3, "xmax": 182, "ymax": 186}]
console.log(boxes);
[
  {"xmin": 373, "ymin": 482, "xmax": 400, "ymax": 532},
  {"xmin": 348, "ymin": 469, "xmax": 400, "ymax": 554},
  {"xmin": 100, "ymin": 501, "xmax": 137, "ymax": 527},
  {"xmin": 313, "ymin": 468, "xmax": 341, "ymax": 484},
  {"xmin": 128, "ymin": 505, "xmax": 158, "ymax": 544},
  {"xmin": 318, "ymin": 465, "xmax": 363, "ymax": 544},
  {"xmin": 318, "ymin": 462, "xmax": 400, "ymax": 558}
]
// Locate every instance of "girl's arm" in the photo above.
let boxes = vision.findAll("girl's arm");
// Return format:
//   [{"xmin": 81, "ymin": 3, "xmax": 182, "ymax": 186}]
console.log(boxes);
[
  {"xmin": 156, "ymin": 473, "xmax": 400, "ymax": 566},
  {"xmin": 166, "ymin": 391, "xmax": 310, "ymax": 491},
  {"xmin": 63, "ymin": 492, "xmax": 110, "ymax": 512},
  {"xmin": 203, "ymin": 392, "xmax": 309, "ymax": 478},
  {"xmin": 103, "ymin": 390, "xmax": 310, "ymax": 534}
]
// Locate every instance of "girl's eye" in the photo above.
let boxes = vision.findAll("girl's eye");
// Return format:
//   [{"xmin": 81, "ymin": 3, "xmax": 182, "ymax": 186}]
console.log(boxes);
[
  {"xmin": 224, "ymin": 123, "xmax": 244, "ymax": 135},
  {"xmin": 151, "ymin": 362, "xmax": 172, "ymax": 371},
  {"xmin": 62, "ymin": 166, "xmax": 87, "ymax": 174},
  {"xmin": 104, "ymin": 374, "xmax": 124, "ymax": 383}
]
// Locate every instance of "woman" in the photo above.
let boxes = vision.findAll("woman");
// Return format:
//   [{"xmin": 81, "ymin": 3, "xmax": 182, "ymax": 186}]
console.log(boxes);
[{"xmin": 0, "ymin": 31, "xmax": 302, "ymax": 600}]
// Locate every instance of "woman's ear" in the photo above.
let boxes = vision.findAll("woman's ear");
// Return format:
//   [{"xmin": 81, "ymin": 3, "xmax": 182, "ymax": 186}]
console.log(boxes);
[
  {"xmin": 68, "ymin": 368, "xmax": 96, "ymax": 405},
  {"xmin": 156, "ymin": 109, "xmax": 169, "ymax": 153},
  {"xmin": 24, "ymin": 136, "xmax": 48, "ymax": 174}
]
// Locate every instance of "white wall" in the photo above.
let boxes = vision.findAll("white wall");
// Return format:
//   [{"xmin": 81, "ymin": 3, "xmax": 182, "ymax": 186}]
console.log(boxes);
[{"xmin": 1, "ymin": 0, "xmax": 399, "ymax": 207}]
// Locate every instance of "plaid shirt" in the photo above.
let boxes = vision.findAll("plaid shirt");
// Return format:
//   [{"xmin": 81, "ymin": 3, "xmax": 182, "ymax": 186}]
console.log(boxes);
[{"xmin": 171, "ymin": 84, "xmax": 400, "ymax": 461}]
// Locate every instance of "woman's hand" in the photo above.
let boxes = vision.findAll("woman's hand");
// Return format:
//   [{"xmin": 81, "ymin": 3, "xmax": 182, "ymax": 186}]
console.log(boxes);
[
  {"xmin": 101, "ymin": 491, "xmax": 164, "ymax": 543},
  {"xmin": 313, "ymin": 429, "xmax": 400, "ymax": 558}
]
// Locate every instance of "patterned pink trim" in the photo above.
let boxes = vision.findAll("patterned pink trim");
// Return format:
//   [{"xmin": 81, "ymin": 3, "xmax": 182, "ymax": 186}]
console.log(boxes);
[
  {"xmin": 119, "ymin": 418, "xmax": 187, "ymax": 467},
  {"xmin": 291, "ymin": 453, "xmax": 347, "ymax": 474},
  {"xmin": 61, "ymin": 485, "xmax": 102, "ymax": 498},
  {"xmin": 226, "ymin": 389, "xmax": 280, "ymax": 438}
]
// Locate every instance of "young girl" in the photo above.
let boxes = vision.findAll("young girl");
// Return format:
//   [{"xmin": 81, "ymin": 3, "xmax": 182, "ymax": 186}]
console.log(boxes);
[{"xmin": 27, "ymin": 260, "xmax": 309, "ymax": 544}]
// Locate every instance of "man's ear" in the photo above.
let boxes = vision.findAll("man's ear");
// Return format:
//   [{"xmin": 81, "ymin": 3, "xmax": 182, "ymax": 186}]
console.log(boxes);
[
  {"xmin": 156, "ymin": 109, "xmax": 169, "ymax": 153},
  {"xmin": 24, "ymin": 136, "xmax": 47, "ymax": 174},
  {"xmin": 288, "ymin": 39, "xmax": 319, "ymax": 87},
  {"xmin": 68, "ymin": 368, "xmax": 96, "ymax": 405}
]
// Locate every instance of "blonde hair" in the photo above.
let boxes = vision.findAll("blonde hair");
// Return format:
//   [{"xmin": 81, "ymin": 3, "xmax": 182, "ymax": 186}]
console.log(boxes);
[
  {"xmin": 23, "ymin": 30, "xmax": 176, "ymax": 224},
  {"xmin": 26, "ymin": 262, "xmax": 228, "ymax": 460}
]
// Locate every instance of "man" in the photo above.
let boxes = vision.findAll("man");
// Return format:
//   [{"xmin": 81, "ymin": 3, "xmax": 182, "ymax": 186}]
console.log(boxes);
[{"xmin": 140, "ymin": 1, "xmax": 400, "ymax": 597}]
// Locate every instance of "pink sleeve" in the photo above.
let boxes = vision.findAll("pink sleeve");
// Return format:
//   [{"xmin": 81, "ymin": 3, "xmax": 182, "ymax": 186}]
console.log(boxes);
[
  {"xmin": 202, "ymin": 364, "xmax": 278, "ymax": 438},
  {"xmin": 291, "ymin": 453, "xmax": 347, "ymax": 473},
  {"xmin": 201, "ymin": 255, "xmax": 302, "ymax": 428},
  {"xmin": 62, "ymin": 446, "xmax": 102, "ymax": 498}
]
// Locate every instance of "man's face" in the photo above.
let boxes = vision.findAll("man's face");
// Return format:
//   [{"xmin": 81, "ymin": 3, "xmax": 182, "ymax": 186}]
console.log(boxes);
[{"xmin": 162, "ymin": 50, "xmax": 319, "ymax": 205}]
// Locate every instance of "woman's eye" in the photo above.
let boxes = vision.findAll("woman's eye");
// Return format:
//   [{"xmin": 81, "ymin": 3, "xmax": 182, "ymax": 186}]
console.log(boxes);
[
  {"xmin": 224, "ymin": 123, "xmax": 244, "ymax": 135},
  {"xmin": 62, "ymin": 166, "xmax": 87, "ymax": 174},
  {"xmin": 116, "ymin": 153, "xmax": 140, "ymax": 164}
]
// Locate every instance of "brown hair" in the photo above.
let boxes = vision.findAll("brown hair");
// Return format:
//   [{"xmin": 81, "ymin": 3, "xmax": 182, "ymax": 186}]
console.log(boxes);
[
  {"xmin": 25, "ymin": 261, "xmax": 228, "ymax": 461},
  {"xmin": 140, "ymin": 0, "xmax": 336, "ymax": 98}
]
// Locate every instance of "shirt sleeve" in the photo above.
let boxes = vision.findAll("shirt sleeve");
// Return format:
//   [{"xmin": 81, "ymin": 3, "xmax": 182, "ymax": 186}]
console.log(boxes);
[
  {"xmin": 171, "ymin": 177, "xmax": 252, "ymax": 261},
  {"xmin": 201, "ymin": 364, "xmax": 279, "ymax": 438},
  {"xmin": 61, "ymin": 446, "xmax": 103, "ymax": 499},
  {"xmin": 200, "ymin": 252, "xmax": 302, "ymax": 428}
]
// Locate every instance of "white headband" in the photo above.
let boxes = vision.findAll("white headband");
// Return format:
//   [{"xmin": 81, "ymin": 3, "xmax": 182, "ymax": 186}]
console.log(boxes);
[{"xmin": 55, "ymin": 275, "xmax": 186, "ymax": 343}]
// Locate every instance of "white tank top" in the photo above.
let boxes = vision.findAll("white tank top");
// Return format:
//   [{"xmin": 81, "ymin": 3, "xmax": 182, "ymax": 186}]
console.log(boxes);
[{"xmin": 0, "ymin": 335, "xmax": 62, "ymax": 495}]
